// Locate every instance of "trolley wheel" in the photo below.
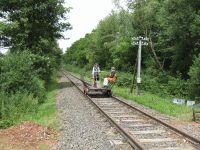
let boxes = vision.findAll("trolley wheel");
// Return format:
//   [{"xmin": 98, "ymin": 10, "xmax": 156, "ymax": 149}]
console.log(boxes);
[
  {"xmin": 107, "ymin": 91, "xmax": 112, "ymax": 97},
  {"xmin": 83, "ymin": 89, "xmax": 87, "ymax": 95}
]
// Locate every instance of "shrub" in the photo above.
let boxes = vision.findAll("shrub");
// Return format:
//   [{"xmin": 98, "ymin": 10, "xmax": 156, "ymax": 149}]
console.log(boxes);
[
  {"xmin": 0, "ymin": 91, "xmax": 38, "ymax": 128},
  {"xmin": 167, "ymin": 75, "xmax": 189, "ymax": 98},
  {"xmin": 0, "ymin": 52, "xmax": 46, "ymax": 102},
  {"xmin": 188, "ymin": 54, "xmax": 200, "ymax": 101},
  {"xmin": 116, "ymin": 74, "xmax": 132, "ymax": 87},
  {"xmin": 141, "ymin": 69, "xmax": 189, "ymax": 98},
  {"xmin": 31, "ymin": 54, "xmax": 53, "ymax": 83}
]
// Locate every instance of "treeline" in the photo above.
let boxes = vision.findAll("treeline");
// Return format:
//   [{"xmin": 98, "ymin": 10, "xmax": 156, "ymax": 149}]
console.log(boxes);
[
  {"xmin": 0, "ymin": 0, "xmax": 70, "ymax": 128},
  {"xmin": 63, "ymin": 0, "xmax": 200, "ymax": 100}
]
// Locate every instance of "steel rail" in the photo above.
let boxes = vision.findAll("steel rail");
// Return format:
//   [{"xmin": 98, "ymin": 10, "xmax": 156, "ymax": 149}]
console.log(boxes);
[
  {"xmin": 63, "ymin": 71, "xmax": 145, "ymax": 150},
  {"xmin": 112, "ymin": 96, "xmax": 200, "ymax": 146},
  {"xmin": 65, "ymin": 71, "xmax": 200, "ymax": 148}
]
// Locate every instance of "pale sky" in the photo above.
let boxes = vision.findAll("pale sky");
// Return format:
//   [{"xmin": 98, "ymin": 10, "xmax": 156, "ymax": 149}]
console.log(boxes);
[{"xmin": 58, "ymin": 0, "xmax": 115, "ymax": 52}]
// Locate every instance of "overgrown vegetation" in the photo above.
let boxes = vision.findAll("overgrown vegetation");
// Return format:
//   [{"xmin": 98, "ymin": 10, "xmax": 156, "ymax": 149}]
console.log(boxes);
[
  {"xmin": 0, "ymin": 92, "xmax": 38, "ymax": 128},
  {"xmin": 0, "ymin": 0, "xmax": 71, "ymax": 128},
  {"xmin": 0, "ymin": 52, "xmax": 46, "ymax": 103},
  {"xmin": 188, "ymin": 54, "xmax": 200, "ymax": 100},
  {"xmin": 63, "ymin": 0, "xmax": 200, "ymax": 101},
  {"xmin": 22, "ymin": 77, "xmax": 60, "ymax": 129}
]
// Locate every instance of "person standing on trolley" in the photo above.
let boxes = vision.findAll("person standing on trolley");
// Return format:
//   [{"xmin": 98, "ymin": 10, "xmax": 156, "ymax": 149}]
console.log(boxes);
[{"xmin": 92, "ymin": 63, "xmax": 100, "ymax": 87}]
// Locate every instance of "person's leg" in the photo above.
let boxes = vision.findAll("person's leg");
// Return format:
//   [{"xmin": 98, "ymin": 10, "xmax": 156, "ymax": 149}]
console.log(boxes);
[
  {"xmin": 108, "ymin": 78, "xmax": 113, "ymax": 82},
  {"xmin": 93, "ymin": 77, "xmax": 97, "ymax": 87},
  {"xmin": 96, "ymin": 80, "xmax": 100, "ymax": 88},
  {"xmin": 107, "ymin": 77, "xmax": 116, "ymax": 87},
  {"xmin": 108, "ymin": 77, "xmax": 116, "ymax": 82}
]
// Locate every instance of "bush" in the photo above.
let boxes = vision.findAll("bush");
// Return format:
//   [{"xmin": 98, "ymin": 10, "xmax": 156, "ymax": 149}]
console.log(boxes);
[
  {"xmin": 141, "ymin": 69, "xmax": 189, "ymax": 98},
  {"xmin": 188, "ymin": 54, "xmax": 200, "ymax": 101},
  {"xmin": 31, "ymin": 54, "xmax": 53, "ymax": 83},
  {"xmin": 0, "ymin": 52, "xmax": 46, "ymax": 102},
  {"xmin": 116, "ymin": 73, "xmax": 132, "ymax": 87},
  {"xmin": 0, "ymin": 91, "xmax": 38, "ymax": 128},
  {"xmin": 167, "ymin": 75, "xmax": 189, "ymax": 98}
]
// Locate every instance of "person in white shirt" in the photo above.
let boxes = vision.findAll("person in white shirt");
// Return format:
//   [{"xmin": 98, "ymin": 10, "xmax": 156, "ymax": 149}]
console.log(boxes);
[{"xmin": 92, "ymin": 63, "xmax": 100, "ymax": 87}]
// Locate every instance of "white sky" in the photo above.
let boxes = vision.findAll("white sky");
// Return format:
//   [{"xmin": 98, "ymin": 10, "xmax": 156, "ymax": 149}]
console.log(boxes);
[{"xmin": 58, "ymin": 0, "xmax": 115, "ymax": 52}]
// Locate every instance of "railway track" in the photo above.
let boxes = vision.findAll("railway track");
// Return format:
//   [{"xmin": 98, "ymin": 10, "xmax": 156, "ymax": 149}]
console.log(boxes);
[{"xmin": 63, "ymin": 71, "xmax": 200, "ymax": 150}]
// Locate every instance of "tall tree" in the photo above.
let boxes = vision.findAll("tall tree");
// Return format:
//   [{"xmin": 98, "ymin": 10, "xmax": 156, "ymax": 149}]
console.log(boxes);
[
  {"xmin": 0, "ymin": 0, "xmax": 71, "ymax": 81},
  {"xmin": 0, "ymin": 0, "xmax": 71, "ymax": 52},
  {"xmin": 158, "ymin": 0, "xmax": 200, "ymax": 77}
]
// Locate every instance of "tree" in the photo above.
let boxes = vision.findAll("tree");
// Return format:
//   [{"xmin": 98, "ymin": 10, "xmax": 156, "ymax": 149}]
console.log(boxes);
[
  {"xmin": 64, "ymin": 11, "xmax": 137, "ymax": 71},
  {"xmin": 0, "ymin": 0, "xmax": 71, "ymax": 52},
  {"xmin": 0, "ymin": 52, "xmax": 46, "ymax": 102},
  {"xmin": 158, "ymin": 0, "xmax": 200, "ymax": 78},
  {"xmin": 64, "ymin": 0, "xmax": 200, "ymax": 99},
  {"xmin": 0, "ymin": 0, "xmax": 71, "ymax": 81},
  {"xmin": 188, "ymin": 54, "xmax": 200, "ymax": 100}
]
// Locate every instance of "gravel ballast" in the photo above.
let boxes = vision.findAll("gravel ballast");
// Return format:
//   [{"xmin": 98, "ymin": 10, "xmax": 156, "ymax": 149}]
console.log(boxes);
[{"xmin": 54, "ymin": 75, "xmax": 133, "ymax": 150}]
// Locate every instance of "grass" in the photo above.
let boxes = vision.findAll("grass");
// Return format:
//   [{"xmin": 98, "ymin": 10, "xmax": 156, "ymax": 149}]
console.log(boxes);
[
  {"xmin": 112, "ymin": 86, "xmax": 193, "ymax": 120},
  {"xmin": 21, "ymin": 76, "xmax": 60, "ymax": 129},
  {"xmin": 63, "ymin": 64, "xmax": 196, "ymax": 121}
]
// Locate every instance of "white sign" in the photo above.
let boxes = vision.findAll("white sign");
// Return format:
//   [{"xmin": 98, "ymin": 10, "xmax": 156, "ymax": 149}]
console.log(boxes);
[
  {"xmin": 137, "ymin": 77, "xmax": 141, "ymax": 83},
  {"xmin": 186, "ymin": 101, "xmax": 195, "ymax": 106}
]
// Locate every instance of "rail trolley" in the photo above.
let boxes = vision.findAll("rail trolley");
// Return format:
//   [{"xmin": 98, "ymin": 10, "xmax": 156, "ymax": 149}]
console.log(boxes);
[{"xmin": 82, "ymin": 79, "xmax": 113, "ymax": 97}]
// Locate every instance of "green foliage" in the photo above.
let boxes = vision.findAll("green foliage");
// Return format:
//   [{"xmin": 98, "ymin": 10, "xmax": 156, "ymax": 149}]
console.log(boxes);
[
  {"xmin": 22, "ymin": 77, "xmax": 60, "ymax": 129},
  {"xmin": 63, "ymin": 11, "xmax": 136, "ymax": 71},
  {"xmin": 0, "ymin": 91, "xmax": 38, "ymax": 128},
  {"xmin": 0, "ymin": 52, "xmax": 46, "ymax": 102},
  {"xmin": 63, "ymin": 0, "xmax": 200, "ymax": 100},
  {"xmin": 0, "ymin": 0, "xmax": 69, "ymax": 129},
  {"xmin": 31, "ymin": 54, "xmax": 53, "ymax": 83},
  {"xmin": 0, "ymin": 74, "xmax": 59, "ymax": 129},
  {"xmin": 157, "ymin": 0, "xmax": 199, "ymax": 77},
  {"xmin": 188, "ymin": 54, "xmax": 200, "ymax": 100},
  {"xmin": 167, "ymin": 76, "xmax": 189, "ymax": 98},
  {"xmin": 0, "ymin": 0, "xmax": 68, "ymax": 82},
  {"xmin": 142, "ymin": 70, "xmax": 189, "ymax": 98},
  {"xmin": 115, "ymin": 73, "xmax": 132, "ymax": 87},
  {"xmin": 0, "ymin": 0, "xmax": 71, "ymax": 50}
]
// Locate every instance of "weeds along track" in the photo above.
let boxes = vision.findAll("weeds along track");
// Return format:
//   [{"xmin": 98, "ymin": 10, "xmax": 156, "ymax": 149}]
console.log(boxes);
[{"xmin": 63, "ymin": 71, "xmax": 200, "ymax": 150}]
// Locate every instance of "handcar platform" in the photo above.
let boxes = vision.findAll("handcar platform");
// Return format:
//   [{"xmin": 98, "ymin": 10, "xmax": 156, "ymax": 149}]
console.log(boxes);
[{"xmin": 82, "ymin": 79, "xmax": 112, "ymax": 97}]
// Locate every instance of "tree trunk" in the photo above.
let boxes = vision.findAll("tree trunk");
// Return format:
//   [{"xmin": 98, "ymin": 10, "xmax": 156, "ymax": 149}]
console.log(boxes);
[{"xmin": 148, "ymin": 29, "xmax": 164, "ymax": 71}]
